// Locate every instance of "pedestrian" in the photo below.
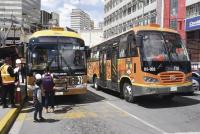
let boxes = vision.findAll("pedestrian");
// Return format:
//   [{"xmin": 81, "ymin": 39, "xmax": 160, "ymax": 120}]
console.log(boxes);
[
  {"xmin": 33, "ymin": 73, "xmax": 45, "ymax": 122},
  {"xmin": 0, "ymin": 57, "xmax": 17, "ymax": 108},
  {"xmin": 42, "ymin": 67, "xmax": 55, "ymax": 113}
]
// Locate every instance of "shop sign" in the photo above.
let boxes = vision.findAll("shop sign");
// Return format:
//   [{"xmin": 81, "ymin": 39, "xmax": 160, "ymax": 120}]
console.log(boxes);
[{"xmin": 186, "ymin": 16, "xmax": 200, "ymax": 31}]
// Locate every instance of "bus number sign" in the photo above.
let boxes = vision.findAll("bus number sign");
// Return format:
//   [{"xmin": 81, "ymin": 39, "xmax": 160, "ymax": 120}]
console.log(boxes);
[{"xmin": 144, "ymin": 67, "xmax": 156, "ymax": 72}]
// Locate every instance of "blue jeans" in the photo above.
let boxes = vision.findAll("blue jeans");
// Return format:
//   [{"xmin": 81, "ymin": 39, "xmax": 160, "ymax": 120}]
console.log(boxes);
[{"xmin": 44, "ymin": 91, "xmax": 55, "ymax": 109}]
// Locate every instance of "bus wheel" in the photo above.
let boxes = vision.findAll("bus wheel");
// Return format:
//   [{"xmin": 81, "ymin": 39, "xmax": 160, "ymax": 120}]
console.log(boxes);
[
  {"xmin": 123, "ymin": 83, "xmax": 135, "ymax": 103},
  {"xmin": 93, "ymin": 77, "xmax": 101, "ymax": 90},
  {"xmin": 93, "ymin": 77, "xmax": 97, "ymax": 89},
  {"xmin": 162, "ymin": 95, "xmax": 174, "ymax": 101}
]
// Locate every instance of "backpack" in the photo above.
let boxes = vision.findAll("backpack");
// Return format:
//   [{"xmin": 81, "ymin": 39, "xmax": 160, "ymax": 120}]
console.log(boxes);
[{"xmin": 42, "ymin": 73, "xmax": 54, "ymax": 91}]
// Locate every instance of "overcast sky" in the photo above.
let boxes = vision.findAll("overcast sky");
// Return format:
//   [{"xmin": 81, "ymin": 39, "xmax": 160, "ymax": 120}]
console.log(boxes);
[{"xmin": 41, "ymin": 0, "xmax": 104, "ymax": 27}]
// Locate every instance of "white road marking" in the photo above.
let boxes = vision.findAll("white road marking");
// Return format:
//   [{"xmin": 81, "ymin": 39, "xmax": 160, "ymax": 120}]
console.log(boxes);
[
  {"xmin": 106, "ymin": 101, "xmax": 167, "ymax": 134},
  {"xmin": 167, "ymin": 132, "xmax": 200, "ymax": 134}
]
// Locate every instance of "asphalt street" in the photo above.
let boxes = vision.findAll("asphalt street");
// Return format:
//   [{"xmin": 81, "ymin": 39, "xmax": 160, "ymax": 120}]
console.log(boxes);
[{"xmin": 9, "ymin": 85, "xmax": 200, "ymax": 134}]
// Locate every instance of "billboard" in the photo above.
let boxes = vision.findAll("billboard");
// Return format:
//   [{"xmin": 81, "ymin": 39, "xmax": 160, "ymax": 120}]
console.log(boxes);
[{"xmin": 186, "ymin": 16, "xmax": 200, "ymax": 31}]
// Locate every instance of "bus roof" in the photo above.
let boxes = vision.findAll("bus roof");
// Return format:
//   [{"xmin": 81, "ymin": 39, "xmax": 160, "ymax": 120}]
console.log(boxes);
[
  {"xmin": 30, "ymin": 27, "xmax": 82, "ymax": 39},
  {"xmin": 91, "ymin": 24, "xmax": 178, "ymax": 48},
  {"xmin": 133, "ymin": 24, "xmax": 178, "ymax": 34}
]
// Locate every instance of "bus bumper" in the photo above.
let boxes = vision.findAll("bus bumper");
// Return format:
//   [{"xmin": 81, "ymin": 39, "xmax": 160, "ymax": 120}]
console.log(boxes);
[
  {"xmin": 132, "ymin": 83, "xmax": 193, "ymax": 96},
  {"xmin": 55, "ymin": 86, "xmax": 87, "ymax": 96}
]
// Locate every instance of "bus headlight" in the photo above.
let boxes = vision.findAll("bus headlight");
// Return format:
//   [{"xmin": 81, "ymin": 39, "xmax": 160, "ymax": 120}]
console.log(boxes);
[
  {"xmin": 186, "ymin": 76, "xmax": 192, "ymax": 82},
  {"xmin": 143, "ymin": 76, "xmax": 159, "ymax": 83}
]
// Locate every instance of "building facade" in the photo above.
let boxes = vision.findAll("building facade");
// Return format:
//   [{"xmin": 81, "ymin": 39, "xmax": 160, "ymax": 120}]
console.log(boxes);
[
  {"xmin": 185, "ymin": 0, "xmax": 200, "ymax": 69},
  {"xmin": 51, "ymin": 12, "xmax": 59, "ymax": 26},
  {"xmin": 0, "ymin": 0, "xmax": 41, "ymax": 45},
  {"xmin": 70, "ymin": 9, "xmax": 94, "ymax": 32},
  {"xmin": 80, "ymin": 29, "xmax": 104, "ymax": 47},
  {"xmin": 41, "ymin": 10, "xmax": 59, "ymax": 28},
  {"xmin": 103, "ymin": 0, "xmax": 188, "ymax": 40},
  {"xmin": 41, "ymin": 10, "xmax": 52, "ymax": 27},
  {"xmin": 103, "ymin": 0, "xmax": 157, "ymax": 39}
]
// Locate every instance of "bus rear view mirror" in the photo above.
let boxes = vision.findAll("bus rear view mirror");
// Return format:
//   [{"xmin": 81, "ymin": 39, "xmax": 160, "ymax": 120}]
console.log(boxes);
[
  {"xmin": 85, "ymin": 46, "xmax": 91, "ymax": 58},
  {"xmin": 136, "ymin": 35, "xmax": 142, "ymax": 47}
]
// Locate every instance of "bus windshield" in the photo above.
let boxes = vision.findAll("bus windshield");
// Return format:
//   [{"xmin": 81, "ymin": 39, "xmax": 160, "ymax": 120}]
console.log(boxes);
[
  {"xmin": 141, "ymin": 32, "xmax": 189, "ymax": 62},
  {"xmin": 30, "ymin": 37, "xmax": 86, "ymax": 73}
]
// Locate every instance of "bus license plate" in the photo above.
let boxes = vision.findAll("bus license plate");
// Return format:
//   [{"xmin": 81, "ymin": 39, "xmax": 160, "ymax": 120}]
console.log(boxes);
[
  {"xmin": 55, "ymin": 92, "xmax": 63, "ymax": 95},
  {"xmin": 170, "ymin": 87, "xmax": 177, "ymax": 92}
]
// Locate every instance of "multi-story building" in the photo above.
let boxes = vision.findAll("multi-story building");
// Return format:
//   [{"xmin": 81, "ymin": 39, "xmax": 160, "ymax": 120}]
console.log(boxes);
[
  {"xmin": 185, "ymin": 0, "xmax": 200, "ymax": 69},
  {"xmin": 41, "ymin": 10, "xmax": 52, "ymax": 27},
  {"xmin": 51, "ymin": 12, "xmax": 59, "ymax": 26},
  {"xmin": 80, "ymin": 29, "xmax": 104, "ymax": 47},
  {"xmin": 103, "ymin": 0, "xmax": 157, "ymax": 38},
  {"xmin": 103, "ymin": 0, "xmax": 187, "ymax": 40},
  {"xmin": 41, "ymin": 10, "xmax": 59, "ymax": 28},
  {"xmin": 0, "ymin": 0, "xmax": 41, "ymax": 45},
  {"xmin": 70, "ymin": 9, "xmax": 94, "ymax": 32}
]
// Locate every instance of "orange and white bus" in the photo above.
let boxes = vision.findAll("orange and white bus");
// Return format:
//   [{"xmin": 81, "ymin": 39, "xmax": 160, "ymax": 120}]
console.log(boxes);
[{"xmin": 87, "ymin": 24, "xmax": 193, "ymax": 102}]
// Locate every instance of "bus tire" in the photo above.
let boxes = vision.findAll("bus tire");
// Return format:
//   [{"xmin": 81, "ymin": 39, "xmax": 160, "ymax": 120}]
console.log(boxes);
[
  {"xmin": 123, "ymin": 82, "xmax": 135, "ymax": 103},
  {"xmin": 162, "ymin": 95, "xmax": 174, "ymax": 101},
  {"xmin": 93, "ymin": 77, "xmax": 101, "ymax": 90},
  {"xmin": 93, "ymin": 77, "xmax": 97, "ymax": 89}
]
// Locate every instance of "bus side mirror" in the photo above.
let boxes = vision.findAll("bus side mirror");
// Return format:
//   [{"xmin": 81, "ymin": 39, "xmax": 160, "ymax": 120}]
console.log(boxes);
[
  {"xmin": 85, "ymin": 46, "xmax": 91, "ymax": 58},
  {"xmin": 136, "ymin": 35, "xmax": 142, "ymax": 47}
]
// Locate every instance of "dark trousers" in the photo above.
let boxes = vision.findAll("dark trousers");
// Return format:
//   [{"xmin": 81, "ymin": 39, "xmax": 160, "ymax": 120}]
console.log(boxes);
[
  {"xmin": 45, "ymin": 91, "xmax": 55, "ymax": 109},
  {"xmin": 2, "ymin": 84, "xmax": 15, "ymax": 107},
  {"xmin": 34, "ymin": 102, "xmax": 43, "ymax": 119}
]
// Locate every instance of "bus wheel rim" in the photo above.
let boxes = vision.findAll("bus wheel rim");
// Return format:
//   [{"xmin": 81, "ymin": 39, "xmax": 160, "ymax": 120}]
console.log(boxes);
[{"xmin": 124, "ymin": 84, "xmax": 132, "ymax": 97}]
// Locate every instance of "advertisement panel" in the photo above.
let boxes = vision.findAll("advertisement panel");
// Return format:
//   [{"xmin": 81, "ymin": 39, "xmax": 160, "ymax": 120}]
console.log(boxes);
[{"xmin": 186, "ymin": 16, "xmax": 200, "ymax": 31}]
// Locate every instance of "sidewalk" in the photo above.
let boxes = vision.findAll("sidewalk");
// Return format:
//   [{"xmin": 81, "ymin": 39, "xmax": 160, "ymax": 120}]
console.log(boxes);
[
  {"xmin": 0, "ymin": 84, "xmax": 26, "ymax": 134},
  {"xmin": 0, "ymin": 105, "xmax": 22, "ymax": 134}
]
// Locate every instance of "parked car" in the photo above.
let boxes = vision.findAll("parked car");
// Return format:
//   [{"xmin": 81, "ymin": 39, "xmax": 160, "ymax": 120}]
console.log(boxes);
[
  {"xmin": 192, "ymin": 79, "xmax": 200, "ymax": 91},
  {"xmin": 192, "ymin": 71, "xmax": 200, "ymax": 91}
]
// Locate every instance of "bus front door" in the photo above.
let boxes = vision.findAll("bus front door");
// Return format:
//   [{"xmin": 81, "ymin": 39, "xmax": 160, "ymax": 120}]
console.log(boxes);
[
  {"xmin": 99, "ymin": 51, "xmax": 107, "ymax": 87},
  {"xmin": 111, "ymin": 46, "xmax": 118, "ymax": 90}
]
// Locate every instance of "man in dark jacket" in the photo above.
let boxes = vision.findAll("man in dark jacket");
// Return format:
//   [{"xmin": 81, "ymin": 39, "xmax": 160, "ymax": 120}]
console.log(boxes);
[{"xmin": 0, "ymin": 57, "xmax": 17, "ymax": 108}]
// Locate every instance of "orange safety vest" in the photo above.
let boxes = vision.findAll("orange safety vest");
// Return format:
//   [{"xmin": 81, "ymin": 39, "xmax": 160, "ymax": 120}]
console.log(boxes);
[{"xmin": 0, "ymin": 64, "xmax": 15, "ymax": 85}]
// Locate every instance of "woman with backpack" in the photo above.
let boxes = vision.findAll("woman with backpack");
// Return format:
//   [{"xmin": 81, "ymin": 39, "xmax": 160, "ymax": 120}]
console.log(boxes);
[{"xmin": 42, "ymin": 67, "xmax": 55, "ymax": 113}]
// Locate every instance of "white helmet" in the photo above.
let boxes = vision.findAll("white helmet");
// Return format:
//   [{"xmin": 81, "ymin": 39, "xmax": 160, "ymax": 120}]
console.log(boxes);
[
  {"xmin": 16, "ymin": 59, "xmax": 21, "ymax": 64},
  {"xmin": 35, "ymin": 74, "xmax": 42, "ymax": 80}
]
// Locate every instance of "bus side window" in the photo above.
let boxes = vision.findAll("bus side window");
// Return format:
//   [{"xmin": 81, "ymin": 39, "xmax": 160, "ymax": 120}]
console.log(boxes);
[
  {"xmin": 119, "ymin": 34, "xmax": 128, "ymax": 58},
  {"xmin": 128, "ymin": 34, "xmax": 138, "ymax": 57}
]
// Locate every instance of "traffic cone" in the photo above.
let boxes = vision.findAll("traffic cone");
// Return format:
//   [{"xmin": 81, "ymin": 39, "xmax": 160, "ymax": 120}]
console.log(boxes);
[{"xmin": 15, "ymin": 87, "xmax": 21, "ymax": 104}]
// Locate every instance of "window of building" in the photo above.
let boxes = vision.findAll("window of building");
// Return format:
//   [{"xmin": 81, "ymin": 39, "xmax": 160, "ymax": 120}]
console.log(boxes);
[
  {"xmin": 119, "ymin": 8, "xmax": 122, "ymax": 18},
  {"xmin": 170, "ymin": 19, "xmax": 177, "ymax": 30},
  {"xmin": 132, "ymin": 3, "xmax": 137, "ymax": 12},
  {"xmin": 128, "ymin": 2, "xmax": 132, "ymax": 15},
  {"xmin": 186, "ymin": 2, "xmax": 200, "ymax": 18},
  {"xmin": 150, "ymin": 10, "xmax": 156, "ymax": 23},
  {"xmin": 123, "ymin": 5, "xmax": 127, "ymax": 17},
  {"xmin": 144, "ymin": 0, "xmax": 150, "ymax": 6},
  {"xmin": 170, "ymin": 0, "xmax": 178, "ymax": 16}
]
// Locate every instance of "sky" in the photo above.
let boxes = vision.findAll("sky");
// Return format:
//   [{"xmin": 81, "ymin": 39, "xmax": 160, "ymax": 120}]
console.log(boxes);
[{"xmin": 41, "ymin": 0, "xmax": 104, "ymax": 27}]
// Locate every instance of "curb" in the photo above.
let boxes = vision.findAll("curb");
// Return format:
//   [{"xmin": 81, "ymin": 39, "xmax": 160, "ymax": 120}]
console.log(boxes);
[{"xmin": 0, "ymin": 103, "xmax": 24, "ymax": 134}]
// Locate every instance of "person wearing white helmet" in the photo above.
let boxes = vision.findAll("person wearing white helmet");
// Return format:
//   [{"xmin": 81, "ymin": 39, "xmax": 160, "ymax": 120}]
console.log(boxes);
[
  {"xmin": 0, "ymin": 57, "xmax": 17, "ymax": 108},
  {"xmin": 33, "ymin": 73, "xmax": 45, "ymax": 122}
]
